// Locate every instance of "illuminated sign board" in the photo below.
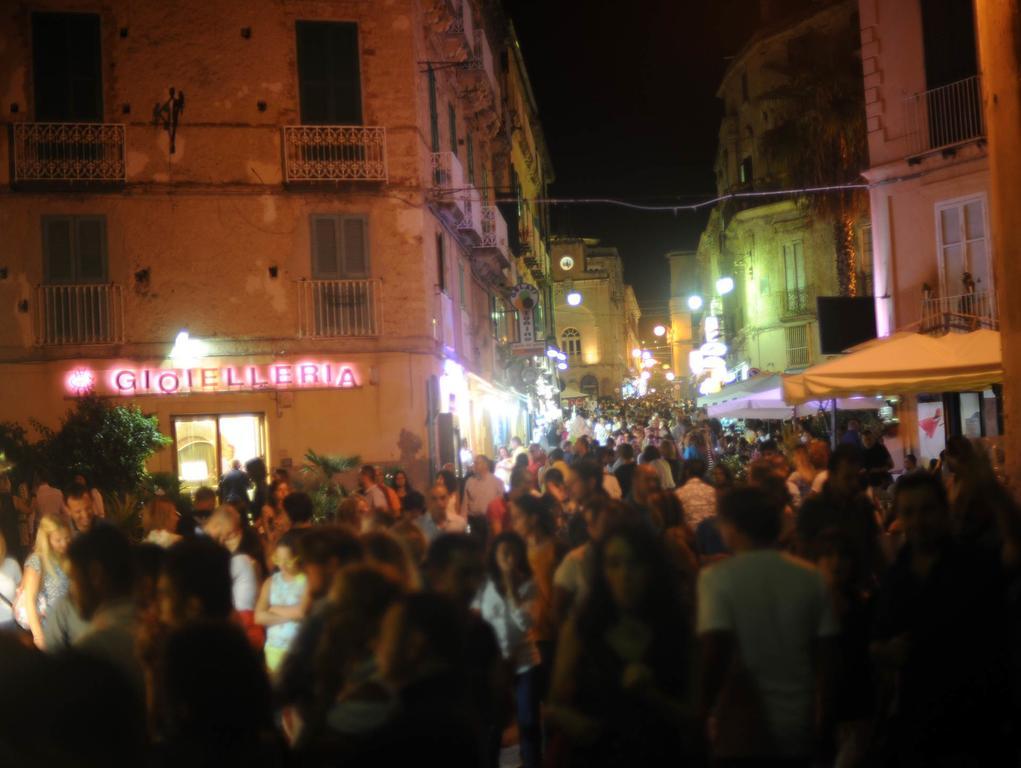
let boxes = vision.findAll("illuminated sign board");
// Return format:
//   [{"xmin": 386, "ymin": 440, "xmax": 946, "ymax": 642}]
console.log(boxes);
[{"xmin": 64, "ymin": 360, "xmax": 360, "ymax": 397}]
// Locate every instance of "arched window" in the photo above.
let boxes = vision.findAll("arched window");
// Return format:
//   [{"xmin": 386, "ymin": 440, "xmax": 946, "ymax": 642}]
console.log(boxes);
[
  {"xmin": 580, "ymin": 374, "xmax": 599, "ymax": 396},
  {"xmin": 561, "ymin": 327, "xmax": 581, "ymax": 360}
]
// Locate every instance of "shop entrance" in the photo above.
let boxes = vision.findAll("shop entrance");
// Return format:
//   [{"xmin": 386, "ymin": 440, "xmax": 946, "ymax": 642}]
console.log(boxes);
[{"xmin": 172, "ymin": 413, "xmax": 266, "ymax": 491}]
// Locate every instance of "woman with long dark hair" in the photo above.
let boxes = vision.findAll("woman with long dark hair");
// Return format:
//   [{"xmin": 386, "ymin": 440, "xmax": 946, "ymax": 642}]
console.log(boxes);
[
  {"xmin": 475, "ymin": 531, "xmax": 542, "ymax": 768},
  {"xmin": 548, "ymin": 522, "xmax": 694, "ymax": 766}
]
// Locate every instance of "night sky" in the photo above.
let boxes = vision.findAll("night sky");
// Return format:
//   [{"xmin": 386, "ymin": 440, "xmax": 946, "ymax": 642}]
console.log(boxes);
[{"xmin": 504, "ymin": 0, "xmax": 768, "ymax": 324}]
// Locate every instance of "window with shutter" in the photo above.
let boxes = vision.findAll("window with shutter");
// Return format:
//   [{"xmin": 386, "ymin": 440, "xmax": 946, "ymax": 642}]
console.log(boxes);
[
  {"xmin": 448, "ymin": 103, "xmax": 457, "ymax": 155},
  {"xmin": 32, "ymin": 13, "xmax": 103, "ymax": 122},
  {"xmin": 437, "ymin": 233, "xmax": 447, "ymax": 293},
  {"xmin": 296, "ymin": 21, "xmax": 362, "ymax": 125},
  {"xmin": 466, "ymin": 132, "xmax": 475, "ymax": 187},
  {"xmin": 428, "ymin": 68, "xmax": 439, "ymax": 153},
  {"xmin": 310, "ymin": 214, "xmax": 369, "ymax": 279},
  {"xmin": 42, "ymin": 215, "xmax": 107, "ymax": 283}
]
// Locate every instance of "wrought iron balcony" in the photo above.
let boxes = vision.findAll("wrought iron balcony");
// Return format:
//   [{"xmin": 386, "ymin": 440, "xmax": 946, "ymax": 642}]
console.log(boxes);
[
  {"xmin": 778, "ymin": 287, "xmax": 815, "ymax": 318},
  {"xmin": 920, "ymin": 289, "xmax": 997, "ymax": 334},
  {"xmin": 13, "ymin": 123, "xmax": 126, "ymax": 184},
  {"xmin": 35, "ymin": 283, "xmax": 124, "ymax": 345},
  {"xmin": 475, "ymin": 205, "xmax": 511, "ymax": 269},
  {"xmin": 431, "ymin": 151, "xmax": 467, "ymax": 221},
  {"xmin": 445, "ymin": 0, "xmax": 474, "ymax": 57},
  {"xmin": 460, "ymin": 30, "xmax": 500, "ymax": 107},
  {"xmin": 904, "ymin": 75, "xmax": 984, "ymax": 159},
  {"xmin": 297, "ymin": 279, "xmax": 381, "ymax": 338},
  {"xmin": 282, "ymin": 126, "xmax": 387, "ymax": 182},
  {"xmin": 457, "ymin": 188, "xmax": 484, "ymax": 243}
]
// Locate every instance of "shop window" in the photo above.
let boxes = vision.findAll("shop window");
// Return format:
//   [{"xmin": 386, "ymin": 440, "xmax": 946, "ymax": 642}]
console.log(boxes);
[
  {"xmin": 173, "ymin": 413, "xmax": 266, "ymax": 492},
  {"xmin": 311, "ymin": 214, "xmax": 369, "ymax": 278},
  {"xmin": 296, "ymin": 20, "xmax": 362, "ymax": 124},
  {"xmin": 561, "ymin": 327, "xmax": 582, "ymax": 359},
  {"xmin": 32, "ymin": 12, "xmax": 103, "ymax": 122}
]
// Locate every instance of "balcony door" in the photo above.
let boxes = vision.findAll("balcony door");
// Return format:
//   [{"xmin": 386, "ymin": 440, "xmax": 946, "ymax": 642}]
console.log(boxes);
[
  {"xmin": 296, "ymin": 21, "xmax": 362, "ymax": 125},
  {"xmin": 936, "ymin": 195, "xmax": 989, "ymax": 297},
  {"xmin": 32, "ymin": 12, "xmax": 103, "ymax": 122},
  {"xmin": 309, "ymin": 214, "xmax": 373, "ymax": 336},
  {"xmin": 783, "ymin": 240, "xmax": 807, "ymax": 314}
]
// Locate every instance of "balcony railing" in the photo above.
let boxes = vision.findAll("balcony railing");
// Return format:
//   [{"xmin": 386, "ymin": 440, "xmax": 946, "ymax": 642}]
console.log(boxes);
[
  {"xmin": 297, "ymin": 279, "xmax": 381, "ymax": 338},
  {"xmin": 461, "ymin": 30, "xmax": 500, "ymax": 105},
  {"xmin": 13, "ymin": 123, "xmax": 126, "ymax": 183},
  {"xmin": 282, "ymin": 126, "xmax": 387, "ymax": 182},
  {"xmin": 35, "ymin": 284, "xmax": 124, "ymax": 345},
  {"xmin": 778, "ymin": 287, "xmax": 815, "ymax": 318},
  {"xmin": 476, "ymin": 205, "xmax": 511, "ymax": 267},
  {"xmin": 431, "ymin": 151, "xmax": 467, "ymax": 219},
  {"xmin": 920, "ymin": 289, "xmax": 997, "ymax": 334},
  {"xmin": 904, "ymin": 75, "xmax": 984, "ymax": 158},
  {"xmin": 458, "ymin": 188, "xmax": 483, "ymax": 242}
]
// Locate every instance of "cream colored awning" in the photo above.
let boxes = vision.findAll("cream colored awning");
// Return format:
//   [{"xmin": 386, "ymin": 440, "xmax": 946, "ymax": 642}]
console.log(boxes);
[{"xmin": 782, "ymin": 330, "xmax": 1003, "ymax": 404}]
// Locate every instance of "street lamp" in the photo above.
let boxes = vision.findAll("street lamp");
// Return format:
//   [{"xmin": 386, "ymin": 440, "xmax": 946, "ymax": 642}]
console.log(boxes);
[
  {"xmin": 687, "ymin": 294, "xmax": 703, "ymax": 311},
  {"xmin": 566, "ymin": 291, "xmax": 582, "ymax": 306},
  {"xmin": 557, "ymin": 361, "xmax": 568, "ymax": 370},
  {"xmin": 631, "ymin": 348, "xmax": 642, "ymax": 358},
  {"xmin": 666, "ymin": 371, "xmax": 676, "ymax": 381},
  {"xmin": 653, "ymin": 324, "xmax": 666, "ymax": 337},
  {"xmin": 716, "ymin": 276, "xmax": 735, "ymax": 295}
]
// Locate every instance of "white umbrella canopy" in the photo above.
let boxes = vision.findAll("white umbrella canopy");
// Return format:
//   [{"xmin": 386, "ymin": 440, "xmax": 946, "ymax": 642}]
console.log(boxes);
[{"xmin": 782, "ymin": 330, "xmax": 1003, "ymax": 404}]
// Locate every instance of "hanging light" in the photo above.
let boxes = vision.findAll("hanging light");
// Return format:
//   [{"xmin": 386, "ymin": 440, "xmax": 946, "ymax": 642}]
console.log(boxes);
[
  {"xmin": 716, "ymin": 276, "xmax": 735, "ymax": 295},
  {"xmin": 653, "ymin": 324, "xmax": 666, "ymax": 337},
  {"xmin": 666, "ymin": 371, "xmax": 676, "ymax": 381},
  {"xmin": 557, "ymin": 361, "xmax": 568, "ymax": 370},
  {"xmin": 566, "ymin": 291, "xmax": 582, "ymax": 306},
  {"xmin": 546, "ymin": 348, "xmax": 559, "ymax": 359},
  {"xmin": 687, "ymin": 295, "xmax": 703, "ymax": 311}
]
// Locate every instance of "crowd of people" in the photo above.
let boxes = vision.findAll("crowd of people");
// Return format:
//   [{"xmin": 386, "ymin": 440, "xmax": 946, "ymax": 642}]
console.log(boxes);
[{"xmin": 1, "ymin": 404, "xmax": 1020, "ymax": 767}]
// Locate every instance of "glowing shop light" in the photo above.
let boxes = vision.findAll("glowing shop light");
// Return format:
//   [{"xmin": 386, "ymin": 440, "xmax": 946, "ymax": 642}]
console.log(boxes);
[
  {"xmin": 689, "ymin": 350, "xmax": 704, "ymax": 374},
  {"xmin": 700, "ymin": 341, "xmax": 728, "ymax": 358},
  {"xmin": 716, "ymin": 276, "xmax": 735, "ymax": 295},
  {"xmin": 169, "ymin": 330, "xmax": 208, "ymax": 366},
  {"xmin": 65, "ymin": 368, "xmax": 96, "ymax": 395},
  {"xmin": 631, "ymin": 348, "xmax": 643, "ymax": 358},
  {"xmin": 653, "ymin": 324, "xmax": 666, "ymax": 337},
  {"xmin": 687, "ymin": 295, "xmax": 703, "ymax": 311},
  {"xmin": 546, "ymin": 348, "xmax": 560, "ymax": 359},
  {"xmin": 640, "ymin": 370, "xmax": 651, "ymax": 380},
  {"xmin": 556, "ymin": 351, "xmax": 567, "ymax": 362},
  {"xmin": 557, "ymin": 361, "xmax": 568, "ymax": 370},
  {"xmin": 662, "ymin": 364, "xmax": 670, "ymax": 370},
  {"xmin": 642, "ymin": 350, "xmax": 652, "ymax": 360},
  {"xmin": 566, "ymin": 291, "xmax": 582, "ymax": 307},
  {"xmin": 665, "ymin": 371, "xmax": 676, "ymax": 381},
  {"xmin": 699, "ymin": 378, "xmax": 722, "ymax": 396}
]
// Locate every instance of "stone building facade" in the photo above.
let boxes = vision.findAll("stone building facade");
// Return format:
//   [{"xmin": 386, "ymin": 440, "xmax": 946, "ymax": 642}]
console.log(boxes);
[
  {"xmin": 0, "ymin": 0, "xmax": 554, "ymax": 486},
  {"xmin": 549, "ymin": 237, "xmax": 641, "ymax": 399},
  {"xmin": 695, "ymin": 0, "xmax": 871, "ymax": 385}
]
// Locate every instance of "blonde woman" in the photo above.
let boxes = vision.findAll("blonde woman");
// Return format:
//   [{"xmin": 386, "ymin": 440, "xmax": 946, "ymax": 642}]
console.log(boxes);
[{"xmin": 18, "ymin": 514, "xmax": 72, "ymax": 647}]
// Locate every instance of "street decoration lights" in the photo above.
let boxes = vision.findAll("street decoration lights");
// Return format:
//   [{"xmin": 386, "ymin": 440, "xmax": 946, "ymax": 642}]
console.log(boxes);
[
  {"xmin": 631, "ymin": 348, "xmax": 642, "ymax": 358},
  {"xmin": 653, "ymin": 324, "xmax": 666, "ymax": 337},
  {"xmin": 566, "ymin": 291, "xmax": 582, "ymax": 307},
  {"xmin": 665, "ymin": 371, "xmax": 676, "ymax": 381},
  {"xmin": 687, "ymin": 295, "xmax": 703, "ymax": 311},
  {"xmin": 716, "ymin": 276, "xmax": 735, "ymax": 295},
  {"xmin": 557, "ymin": 361, "xmax": 568, "ymax": 371}
]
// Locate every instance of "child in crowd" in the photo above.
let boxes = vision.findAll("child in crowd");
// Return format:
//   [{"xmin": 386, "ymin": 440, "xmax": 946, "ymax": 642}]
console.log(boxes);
[{"xmin": 256, "ymin": 530, "xmax": 307, "ymax": 673}]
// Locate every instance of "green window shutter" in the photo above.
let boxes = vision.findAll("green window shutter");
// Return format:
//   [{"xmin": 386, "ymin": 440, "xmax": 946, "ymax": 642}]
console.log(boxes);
[
  {"xmin": 75, "ymin": 216, "xmax": 106, "ymax": 282},
  {"xmin": 448, "ymin": 103, "xmax": 457, "ymax": 155},
  {"xmin": 466, "ymin": 132, "xmax": 475, "ymax": 186},
  {"xmin": 311, "ymin": 215, "xmax": 340, "ymax": 277},
  {"xmin": 296, "ymin": 21, "xmax": 362, "ymax": 124},
  {"xmin": 428, "ymin": 68, "xmax": 439, "ymax": 153},
  {"xmin": 43, "ymin": 217, "xmax": 74, "ymax": 283},
  {"xmin": 458, "ymin": 262, "xmax": 465, "ymax": 309},
  {"xmin": 340, "ymin": 216, "xmax": 368, "ymax": 278},
  {"xmin": 436, "ymin": 232, "xmax": 447, "ymax": 293}
]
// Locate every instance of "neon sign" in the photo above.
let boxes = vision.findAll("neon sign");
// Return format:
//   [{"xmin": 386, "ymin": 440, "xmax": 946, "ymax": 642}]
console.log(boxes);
[{"xmin": 64, "ymin": 361, "xmax": 360, "ymax": 397}]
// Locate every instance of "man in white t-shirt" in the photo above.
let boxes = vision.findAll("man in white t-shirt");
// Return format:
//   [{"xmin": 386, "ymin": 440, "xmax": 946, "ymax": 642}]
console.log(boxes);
[
  {"xmin": 461, "ymin": 455, "xmax": 505, "ymax": 543},
  {"xmin": 697, "ymin": 486, "xmax": 838, "ymax": 763}
]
